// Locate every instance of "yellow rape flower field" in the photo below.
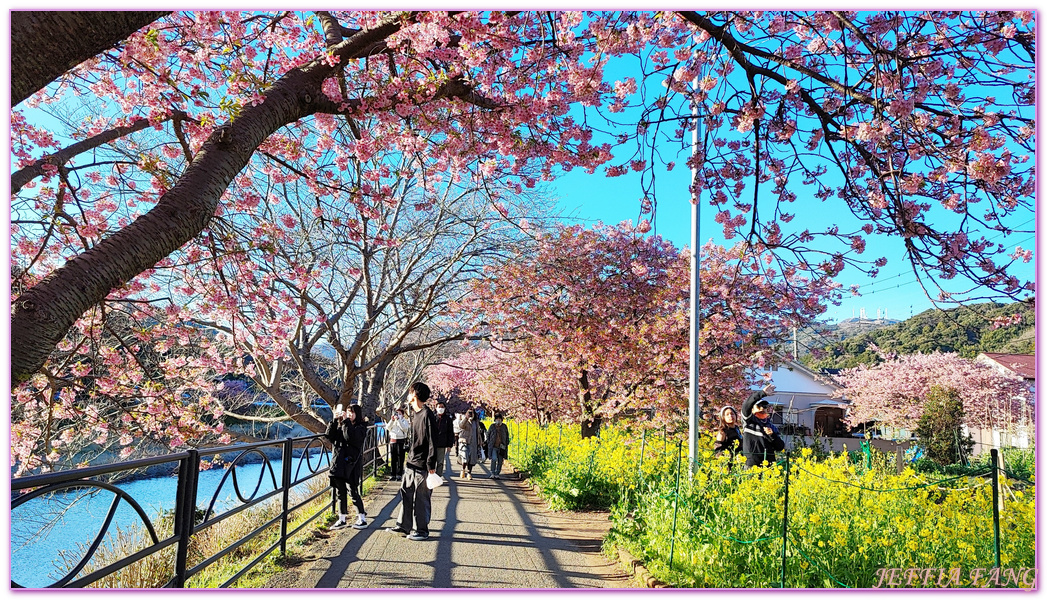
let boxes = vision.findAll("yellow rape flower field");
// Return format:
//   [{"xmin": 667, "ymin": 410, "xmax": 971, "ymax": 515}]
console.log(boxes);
[{"xmin": 507, "ymin": 421, "xmax": 1035, "ymax": 589}]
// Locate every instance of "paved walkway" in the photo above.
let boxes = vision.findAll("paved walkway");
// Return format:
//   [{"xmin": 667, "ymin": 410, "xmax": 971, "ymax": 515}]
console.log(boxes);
[{"xmin": 266, "ymin": 456, "xmax": 635, "ymax": 589}]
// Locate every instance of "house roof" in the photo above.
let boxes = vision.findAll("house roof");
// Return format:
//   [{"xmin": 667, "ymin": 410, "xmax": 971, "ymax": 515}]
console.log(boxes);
[
  {"xmin": 771, "ymin": 356, "xmax": 841, "ymax": 390},
  {"xmin": 978, "ymin": 353, "xmax": 1036, "ymax": 380}
]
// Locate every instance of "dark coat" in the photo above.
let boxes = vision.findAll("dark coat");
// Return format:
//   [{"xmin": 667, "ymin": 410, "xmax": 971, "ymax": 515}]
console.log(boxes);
[
  {"xmin": 326, "ymin": 419, "xmax": 366, "ymax": 480},
  {"xmin": 487, "ymin": 422, "xmax": 510, "ymax": 452},
  {"xmin": 405, "ymin": 405, "xmax": 438, "ymax": 472},
  {"xmin": 713, "ymin": 426, "xmax": 741, "ymax": 455},
  {"xmin": 434, "ymin": 413, "xmax": 455, "ymax": 449},
  {"xmin": 740, "ymin": 390, "xmax": 786, "ymax": 467}
]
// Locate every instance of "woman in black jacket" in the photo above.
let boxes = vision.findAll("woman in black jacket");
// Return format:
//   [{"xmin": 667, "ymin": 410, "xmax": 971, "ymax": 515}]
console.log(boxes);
[
  {"xmin": 326, "ymin": 404, "xmax": 369, "ymax": 529},
  {"xmin": 713, "ymin": 406, "xmax": 742, "ymax": 457}
]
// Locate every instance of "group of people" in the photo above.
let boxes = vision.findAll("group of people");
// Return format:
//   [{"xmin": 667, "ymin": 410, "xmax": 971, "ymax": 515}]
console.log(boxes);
[
  {"xmin": 385, "ymin": 401, "xmax": 511, "ymax": 481},
  {"xmin": 326, "ymin": 380, "xmax": 784, "ymax": 541},
  {"xmin": 712, "ymin": 383, "xmax": 786, "ymax": 468},
  {"xmin": 325, "ymin": 382, "xmax": 512, "ymax": 542}
]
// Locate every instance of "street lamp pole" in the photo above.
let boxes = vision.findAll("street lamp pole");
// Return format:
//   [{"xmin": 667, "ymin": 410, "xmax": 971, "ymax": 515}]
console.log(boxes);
[{"xmin": 688, "ymin": 81, "xmax": 701, "ymax": 472}]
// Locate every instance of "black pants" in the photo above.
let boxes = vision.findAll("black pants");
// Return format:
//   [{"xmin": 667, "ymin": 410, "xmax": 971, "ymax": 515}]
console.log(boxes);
[
  {"xmin": 395, "ymin": 467, "xmax": 432, "ymax": 536},
  {"xmin": 331, "ymin": 461, "xmax": 364, "ymax": 515},
  {"xmin": 390, "ymin": 439, "xmax": 406, "ymax": 477}
]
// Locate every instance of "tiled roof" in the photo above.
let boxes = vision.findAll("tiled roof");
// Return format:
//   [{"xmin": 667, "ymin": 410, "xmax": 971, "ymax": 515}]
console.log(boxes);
[{"xmin": 979, "ymin": 353, "xmax": 1036, "ymax": 380}]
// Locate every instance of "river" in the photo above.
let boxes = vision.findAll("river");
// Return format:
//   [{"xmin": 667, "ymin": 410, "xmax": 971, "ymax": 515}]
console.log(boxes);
[{"xmin": 11, "ymin": 452, "xmax": 332, "ymax": 588}]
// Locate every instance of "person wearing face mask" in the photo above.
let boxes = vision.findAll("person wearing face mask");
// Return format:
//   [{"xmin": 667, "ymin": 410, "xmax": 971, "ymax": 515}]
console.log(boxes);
[
  {"xmin": 325, "ymin": 403, "xmax": 369, "ymax": 529},
  {"xmin": 486, "ymin": 412, "xmax": 510, "ymax": 480},
  {"xmin": 433, "ymin": 400, "xmax": 455, "ymax": 480},
  {"xmin": 388, "ymin": 407, "xmax": 410, "ymax": 481},
  {"xmin": 456, "ymin": 408, "xmax": 484, "ymax": 479},
  {"xmin": 741, "ymin": 383, "xmax": 785, "ymax": 468}
]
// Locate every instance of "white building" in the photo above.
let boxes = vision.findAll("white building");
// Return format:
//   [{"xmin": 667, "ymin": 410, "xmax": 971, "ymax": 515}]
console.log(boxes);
[
  {"xmin": 750, "ymin": 359, "xmax": 849, "ymax": 438},
  {"xmin": 970, "ymin": 352, "xmax": 1036, "ymax": 452}
]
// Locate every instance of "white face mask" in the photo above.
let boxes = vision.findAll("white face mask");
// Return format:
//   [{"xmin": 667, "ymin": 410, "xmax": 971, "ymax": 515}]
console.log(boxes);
[{"xmin": 437, "ymin": 407, "xmax": 445, "ymax": 414}]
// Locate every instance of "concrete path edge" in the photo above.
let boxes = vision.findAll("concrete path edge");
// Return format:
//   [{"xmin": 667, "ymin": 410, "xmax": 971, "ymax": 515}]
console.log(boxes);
[
  {"xmin": 613, "ymin": 545, "xmax": 670, "ymax": 588},
  {"xmin": 513, "ymin": 465, "xmax": 668, "ymax": 589}
]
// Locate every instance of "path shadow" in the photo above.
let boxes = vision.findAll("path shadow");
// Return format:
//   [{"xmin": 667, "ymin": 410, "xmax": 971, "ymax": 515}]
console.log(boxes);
[{"xmin": 309, "ymin": 453, "xmax": 610, "ymax": 588}]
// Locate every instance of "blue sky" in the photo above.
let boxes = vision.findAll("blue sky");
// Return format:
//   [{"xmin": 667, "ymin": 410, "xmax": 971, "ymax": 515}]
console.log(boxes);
[
  {"xmin": 544, "ymin": 16, "xmax": 1037, "ymax": 327},
  {"xmin": 550, "ymin": 153, "xmax": 1036, "ymax": 325}
]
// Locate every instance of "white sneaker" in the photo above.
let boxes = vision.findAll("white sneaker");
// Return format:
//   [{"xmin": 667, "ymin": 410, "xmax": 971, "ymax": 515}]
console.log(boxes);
[
  {"xmin": 331, "ymin": 515, "xmax": 348, "ymax": 529},
  {"xmin": 352, "ymin": 514, "xmax": 368, "ymax": 530}
]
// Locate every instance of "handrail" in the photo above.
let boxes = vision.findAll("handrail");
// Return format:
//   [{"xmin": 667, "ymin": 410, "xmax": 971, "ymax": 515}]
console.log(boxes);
[
  {"xmin": 12, "ymin": 452, "xmax": 191, "ymax": 491},
  {"xmin": 11, "ymin": 425, "xmax": 382, "ymax": 589}
]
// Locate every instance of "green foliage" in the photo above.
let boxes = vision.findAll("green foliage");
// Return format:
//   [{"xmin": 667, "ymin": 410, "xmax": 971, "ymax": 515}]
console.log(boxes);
[
  {"xmin": 1000, "ymin": 446, "xmax": 1035, "ymax": 482},
  {"xmin": 915, "ymin": 386, "xmax": 974, "ymax": 466},
  {"xmin": 511, "ymin": 420, "xmax": 1035, "ymax": 588},
  {"xmin": 804, "ymin": 301, "xmax": 1034, "ymax": 370}
]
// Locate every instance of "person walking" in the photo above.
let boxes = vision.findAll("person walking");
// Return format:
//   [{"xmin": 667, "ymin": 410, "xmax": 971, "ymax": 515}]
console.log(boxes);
[
  {"xmin": 433, "ymin": 400, "xmax": 455, "ymax": 480},
  {"xmin": 325, "ymin": 404, "xmax": 369, "ymax": 530},
  {"xmin": 456, "ymin": 408, "xmax": 484, "ymax": 479},
  {"xmin": 386, "ymin": 382, "xmax": 437, "ymax": 541},
  {"xmin": 452, "ymin": 412, "xmax": 464, "ymax": 457},
  {"xmin": 486, "ymin": 412, "xmax": 510, "ymax": 479},
  {"xmin": 387, "ymin": 407, "xmax": 410, "ymax": 481},
  {"xmin": 740, "ymin": 383, "xmax": 785, "ymax": 468}
]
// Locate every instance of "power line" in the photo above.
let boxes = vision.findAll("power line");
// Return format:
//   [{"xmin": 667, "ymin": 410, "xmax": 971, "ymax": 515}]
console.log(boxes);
[
  {"xmin": 852, "ymin": 219, "xmax": 1034, "ymax": 296},
  {"xmin": 855, "ymin": 233, "xmax": 1035, "ymax": 297}
]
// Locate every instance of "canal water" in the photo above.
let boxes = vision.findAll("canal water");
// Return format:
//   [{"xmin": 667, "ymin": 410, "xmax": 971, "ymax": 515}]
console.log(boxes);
[{"xmin": 11, "ymin": 451, "xmax": 332, "ymax": 588}]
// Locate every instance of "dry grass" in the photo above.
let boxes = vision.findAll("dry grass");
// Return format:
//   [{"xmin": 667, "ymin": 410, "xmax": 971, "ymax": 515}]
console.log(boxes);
[{"xmin": 59, "ymin": 472, "xmax": 346, "ymax": 588}]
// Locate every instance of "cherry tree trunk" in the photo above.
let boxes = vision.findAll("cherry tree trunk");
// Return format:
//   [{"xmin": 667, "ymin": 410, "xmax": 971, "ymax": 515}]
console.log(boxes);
[
  {"xmin": 10, "ymin": 65, "xmax": 324, "ymax": 386},
  {"xmin": 12, "ymin": 11, "xmax": 168, "ymax": 106},
  {"xmin": 578, "ymin": 369, "xmax": 602, "ymax": 438},
  {"xmin": 358, "ymin": 361, "xmax": 390, "ymax": 422}
]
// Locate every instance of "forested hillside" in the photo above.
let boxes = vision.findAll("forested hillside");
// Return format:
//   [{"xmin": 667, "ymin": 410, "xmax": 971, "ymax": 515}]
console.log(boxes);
[{"xmin": 802, "ymin": 302, "xmax": 1035, "ymax": 370}]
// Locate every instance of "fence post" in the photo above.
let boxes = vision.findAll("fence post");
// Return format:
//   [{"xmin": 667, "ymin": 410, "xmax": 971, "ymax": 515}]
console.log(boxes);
[
  {"xmin": 780, "ymin": 451, "xmax": 791, "ymax": 588},
  {"xmin": 557, "ymin": 424, "xmax": 563, "ymax": 456},
  {"xmin": 372, "ymin": 427, "xmax": 378, "ymax": 480},
  {"xmin": 638, "ymin": 429, "xmax": 647, "ymax": 480},
  {"xmin": 280, "ymin": 438, "xmax": 293, "ymax": 556},
  {"xmin": 173, "ymin": 449, "xmax": 200, "ymax": 588},
  {"xmin": 669, "ymin": 440, "xmax": 683, "ymax": 568},
  {"xmin": 990, "ymin": 448, "xmax": 1002, "ymax": 570}
]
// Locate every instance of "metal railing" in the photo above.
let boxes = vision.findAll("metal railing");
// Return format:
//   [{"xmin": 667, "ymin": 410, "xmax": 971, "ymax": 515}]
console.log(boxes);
[{"xmin": 11, "ymin": 424, "xmax": 389, "ymax": 588}]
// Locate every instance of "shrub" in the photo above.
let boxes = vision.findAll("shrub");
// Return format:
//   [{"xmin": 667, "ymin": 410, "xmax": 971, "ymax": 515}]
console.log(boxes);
[{"xmin": 915, "ymin": 386, "xmax": 974, "ymax": 466}]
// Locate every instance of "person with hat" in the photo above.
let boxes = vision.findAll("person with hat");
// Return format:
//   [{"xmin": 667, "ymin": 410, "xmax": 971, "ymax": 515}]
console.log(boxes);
[{"xmin": 740, "ymin": 383, "xmax": 785, "ymax": 468}]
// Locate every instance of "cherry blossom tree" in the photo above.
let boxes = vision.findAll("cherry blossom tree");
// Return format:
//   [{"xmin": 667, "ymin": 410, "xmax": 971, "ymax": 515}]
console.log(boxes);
[
  {"xmin": 602, "ymin": 10, "xmax": 1035, "ymax": 309},
  {"xmin": 10, "ymin": 10, "xmax": 615, "ymax": 385},
  {"xmin": 833, "ymin": 349, "xmax": 1030, "ymax": 432},
  {"xmin": 428, "ymin": 347, "xmax": 574, "ymax": 425},
  {"xmin": 9, "ymin": 302, "xmax": 234, "ymax": 475},
  {"xmin": 455, "ymin": 222, "xmax": 841, "ymax": 435},
  {"xmin": 178, "ymin": 146, "xmax": 537, "ymax": 430},
  {"xmin": 11, "ymin": 11, "xmax": 169, "ymax": 105},
  {"xmin": 12, "ymin": 10, "xmax": 1035, "ymax": 388}
]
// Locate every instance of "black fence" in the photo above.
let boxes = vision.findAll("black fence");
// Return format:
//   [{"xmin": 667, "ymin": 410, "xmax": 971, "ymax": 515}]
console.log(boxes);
[{"xmin": 11, "ymin": 425, "xmax": 389, "ymax": 588}]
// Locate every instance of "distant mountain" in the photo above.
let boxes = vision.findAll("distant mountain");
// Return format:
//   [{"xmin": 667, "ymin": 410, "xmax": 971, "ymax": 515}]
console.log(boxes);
[
  {"xmin": 798, "ymin": 301, "xmax": 1035, "ymax": 370},
  {"xmin": 834, "ymin": 317, "xmax": 901, "ymax": 335}
]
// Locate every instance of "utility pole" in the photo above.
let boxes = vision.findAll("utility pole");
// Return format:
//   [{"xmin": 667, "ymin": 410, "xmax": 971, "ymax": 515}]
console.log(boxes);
[
  {"xmin": 792, "ymin": 327, "xmax": 798, "ymax": 361},
  {"xmin": 688, "ymin": 80, "xmax": 701, "ymax": 472}
]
